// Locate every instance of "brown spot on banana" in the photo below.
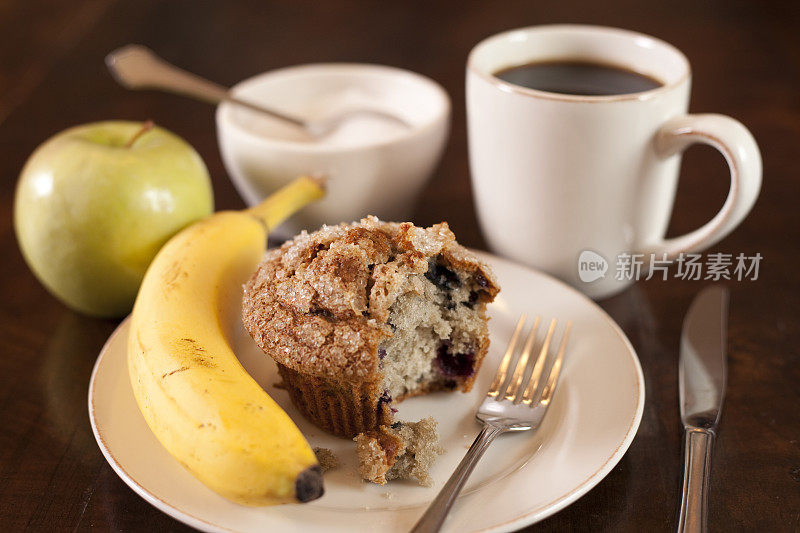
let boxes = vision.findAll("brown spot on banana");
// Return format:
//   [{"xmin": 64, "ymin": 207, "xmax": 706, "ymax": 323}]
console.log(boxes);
[
  {"xmin": 162, "ymin": 366, "xmax": 189, "ymax": 379},
  {"xmin": 177, "ymin": 338, "xmax": 217, "ymax": 368},
  {"xmin": 136, "ymin": 331, "xmax": 146, "ymax": 353},
  {"xmin": 161, "ymin": 261, "xmax": 188, "ymax": 293}
]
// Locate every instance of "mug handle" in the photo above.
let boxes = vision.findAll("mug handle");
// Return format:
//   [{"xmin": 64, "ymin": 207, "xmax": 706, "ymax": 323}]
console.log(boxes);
[{"xmin": 637, "ymin": 114, "xmax": 762, "ymax": 258}]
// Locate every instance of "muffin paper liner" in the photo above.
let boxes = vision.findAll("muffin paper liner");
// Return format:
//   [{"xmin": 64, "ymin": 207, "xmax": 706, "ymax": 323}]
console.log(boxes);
[{"xmin": 277, "ymin": 364, "xmax": 392, "ymax": 438}]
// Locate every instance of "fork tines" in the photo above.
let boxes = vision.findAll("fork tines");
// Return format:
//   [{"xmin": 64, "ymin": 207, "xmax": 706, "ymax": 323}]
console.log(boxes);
[{"xmin": 487, "ymin": 315, "xmax": 571, "ymax": 406}]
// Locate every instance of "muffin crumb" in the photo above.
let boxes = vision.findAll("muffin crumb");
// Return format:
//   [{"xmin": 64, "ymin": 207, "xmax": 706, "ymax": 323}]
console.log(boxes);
[
  {"xmin": 354, "ymin": 416, "xmax": 444, "ymax": 486},
  {"xmin": 313, "ymin": 447, "xmax": 339, "ymax": 472}
]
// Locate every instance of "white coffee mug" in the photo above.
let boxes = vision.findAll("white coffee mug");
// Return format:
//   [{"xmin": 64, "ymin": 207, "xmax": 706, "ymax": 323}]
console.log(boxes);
[{"xmin": 467, "ymin": 25, "xmax": 761, "ymax": 298}]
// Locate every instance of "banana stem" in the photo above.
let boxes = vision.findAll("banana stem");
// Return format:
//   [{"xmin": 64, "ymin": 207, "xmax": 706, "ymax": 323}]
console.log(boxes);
[{"xmin": 245, "ymin": 176, "xmax": 326, "ymax": 232}]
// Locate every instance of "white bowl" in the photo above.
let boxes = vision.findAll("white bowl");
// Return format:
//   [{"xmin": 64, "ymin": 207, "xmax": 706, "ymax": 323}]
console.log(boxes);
[{"xmin": 216, "ymin": 63, "xmax": 450, "ymax": 236}]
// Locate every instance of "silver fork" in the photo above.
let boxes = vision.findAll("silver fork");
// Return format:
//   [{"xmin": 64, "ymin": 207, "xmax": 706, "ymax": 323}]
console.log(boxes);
[{"xmin": 411, "ymin": 315, "xmax": 571, "ymax": 533}]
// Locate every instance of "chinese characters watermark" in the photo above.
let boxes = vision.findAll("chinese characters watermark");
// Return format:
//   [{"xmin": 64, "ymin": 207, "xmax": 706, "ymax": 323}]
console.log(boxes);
[{"xmin": 578, "ymin": 251, "xmax": 762, "ymax": 283}]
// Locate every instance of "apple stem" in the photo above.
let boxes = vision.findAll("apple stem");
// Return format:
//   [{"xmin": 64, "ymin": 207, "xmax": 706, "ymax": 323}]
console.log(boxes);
[{"xmin": 125, "ymin": 120, "xmax": 155, "ymax": 148}]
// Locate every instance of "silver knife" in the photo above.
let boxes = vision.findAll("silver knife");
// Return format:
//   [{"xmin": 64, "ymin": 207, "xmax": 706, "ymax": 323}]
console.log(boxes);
[{"xmin": 677, "ymin": 285, "xmax": 729, "ymax": 533}]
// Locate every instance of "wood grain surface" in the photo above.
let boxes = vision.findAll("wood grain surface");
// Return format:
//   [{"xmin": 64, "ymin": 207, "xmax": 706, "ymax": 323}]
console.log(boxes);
[{"xmin": 0, "ymin": 1, "xmax": 798, "ymax": 530}]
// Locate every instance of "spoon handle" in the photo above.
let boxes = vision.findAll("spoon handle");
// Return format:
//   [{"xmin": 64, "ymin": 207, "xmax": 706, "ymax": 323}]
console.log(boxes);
[{"xmin": 105, "ymin": 45, "xmax": 307, "ymax": 129}]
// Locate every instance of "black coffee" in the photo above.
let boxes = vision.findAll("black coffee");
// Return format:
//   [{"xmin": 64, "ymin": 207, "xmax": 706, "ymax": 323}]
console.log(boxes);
[{"xmin": 494, "ymin": 60, "xmax": 662, "ymax": 96}]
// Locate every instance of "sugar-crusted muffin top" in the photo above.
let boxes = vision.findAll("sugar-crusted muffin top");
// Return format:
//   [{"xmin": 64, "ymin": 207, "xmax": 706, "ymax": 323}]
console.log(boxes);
[{"xmin": 242, "ymin": 216, "xmax": 499, "ymax": 384}]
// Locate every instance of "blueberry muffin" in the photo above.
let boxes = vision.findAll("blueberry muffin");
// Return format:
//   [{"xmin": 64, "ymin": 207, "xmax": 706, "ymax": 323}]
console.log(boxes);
[{"xmin": 242, "ymin": 216, "xmax": 499, "ymax": 438}]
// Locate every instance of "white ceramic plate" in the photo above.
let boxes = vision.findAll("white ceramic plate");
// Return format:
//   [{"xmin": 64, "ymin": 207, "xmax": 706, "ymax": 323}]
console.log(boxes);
[{"xmin": 88, "ymin": 252, "xmax": 644, "ymax": 532}]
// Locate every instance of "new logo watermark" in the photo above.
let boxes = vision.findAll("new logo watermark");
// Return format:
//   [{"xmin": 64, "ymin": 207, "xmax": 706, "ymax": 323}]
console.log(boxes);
[
  {"xmin": 578, "ymin": 250, "xmax": 608, "ymax": 282},
  {"xmin": 578, "ymin": 251, "xmax": 762, "ymax": 282}
]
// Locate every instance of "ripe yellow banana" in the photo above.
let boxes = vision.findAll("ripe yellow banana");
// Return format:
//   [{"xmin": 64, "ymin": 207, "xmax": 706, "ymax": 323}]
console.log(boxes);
[{"xmin": 127, "ymin": 176, "xmax": 325, "ymax": 506}]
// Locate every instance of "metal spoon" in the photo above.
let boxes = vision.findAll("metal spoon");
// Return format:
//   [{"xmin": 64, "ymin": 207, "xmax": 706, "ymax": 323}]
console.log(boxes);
[{"xmin": 105, "ymin": 45, "xmax": 410, "ymax": 139}]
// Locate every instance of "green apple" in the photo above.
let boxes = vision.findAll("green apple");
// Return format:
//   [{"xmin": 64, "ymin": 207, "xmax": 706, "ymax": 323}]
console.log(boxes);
[{"xmin": 14, "ymin": 121, "xmax": 214, "ymax": 318}]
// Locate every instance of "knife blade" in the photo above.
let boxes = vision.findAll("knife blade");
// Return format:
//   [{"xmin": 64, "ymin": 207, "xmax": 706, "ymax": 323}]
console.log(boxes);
[{"xmin": 677, "ymin": 285, "xmax": 729, "ymax": 533}]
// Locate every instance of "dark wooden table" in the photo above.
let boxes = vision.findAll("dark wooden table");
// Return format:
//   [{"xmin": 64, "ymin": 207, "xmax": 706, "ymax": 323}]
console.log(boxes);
[{"xmin": 1, "ymin": 1, "xmax": 798, "ymax": 530}]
